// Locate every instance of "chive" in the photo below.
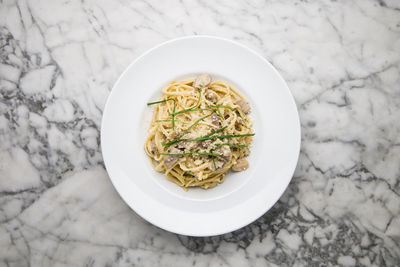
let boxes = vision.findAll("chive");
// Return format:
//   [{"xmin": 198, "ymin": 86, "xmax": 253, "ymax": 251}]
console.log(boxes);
[
  {"xmin": 212, "ymin": 158, "xmax": 216, "ymax": 170},
  {"xmin": 209, "ymin": 105, "xmax": 234, "ymax": 120},
  {"xmin": 155, "ymin": 119, "xmax": 183, "ymax": 123},
  {"xmin": 163, "ymin": 113, "xmax": 212, "ymax": 147},
  {"xmin": 169, "ymin": 108, "xmax": 212, "ymax": 116},
  {"xmin": 212, "ymin": 133, "xmax": 254, "ymax": 139},
  {"xmin": 215, "ymin": 107, "xmax": 223, "ymax": 119},
  {"xmin": 176, "ymin": 131, "xmax": 253, "ymax": 143},
  {"xmin": 201, "ymin": 126, "xmax": 227, "ymax": 139},
  {"xmin": 170, "ymin": 125, "xmax": 227, "ymax": 145},
  {"xmin": 211, "ymin": 143, "xmax": 248, "ymax": 151},
  {"xmin": 189, "ymin": 133, "xmax": 255, "ymax": 142},
  {"xmin": 160, "ymin": 152, "xmax": 223, "ymax": 157},
  {"xmin": 147, "ymin": 99, "xmax": 176, "ymax": 130},
  {"xmin": 210, "ymin": 104, "xmax": 247, "ymax": 126},
  {"xmin": 209, "ymin": 104, "xmax": 234, "ymax": 110},
  {"xmin": 147, "ymin": 99, "xmax": 171, "ymax": 106}
]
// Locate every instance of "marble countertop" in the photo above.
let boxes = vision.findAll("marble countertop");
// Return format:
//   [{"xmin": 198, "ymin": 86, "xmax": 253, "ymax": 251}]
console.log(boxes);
[{"xmin": 1, "ymin": 0, "xmax": 399, "ymax": 266}]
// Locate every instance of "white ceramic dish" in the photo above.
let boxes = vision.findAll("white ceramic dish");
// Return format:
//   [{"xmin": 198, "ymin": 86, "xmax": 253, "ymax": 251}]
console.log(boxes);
[{"xmin": 101, "ymin": 36, "xmax": 300, "ymax": 236}]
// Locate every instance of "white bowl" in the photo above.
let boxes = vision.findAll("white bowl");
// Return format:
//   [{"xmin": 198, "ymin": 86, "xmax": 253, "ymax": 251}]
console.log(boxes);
[{"xmin": 101, "ymin": 36, "xmax": 300, "ymax": 236}]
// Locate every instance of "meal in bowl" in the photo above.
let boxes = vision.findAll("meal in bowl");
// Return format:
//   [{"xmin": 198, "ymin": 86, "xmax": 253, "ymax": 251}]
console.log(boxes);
[{"xmin": 145, "ymin": 74, "xmax": 254, "ymax": 190}]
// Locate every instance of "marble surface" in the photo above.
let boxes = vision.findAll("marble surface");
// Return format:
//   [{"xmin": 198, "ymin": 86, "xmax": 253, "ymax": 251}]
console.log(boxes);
[{"xmin": 0, "ymin": 0, "xmax": 400, "ymax": 266}]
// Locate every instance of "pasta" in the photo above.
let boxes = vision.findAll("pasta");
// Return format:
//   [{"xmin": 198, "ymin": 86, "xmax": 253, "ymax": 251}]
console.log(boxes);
[{"xmin": 144, "ymin": 74, "xmax": 254, "ymax": 190}]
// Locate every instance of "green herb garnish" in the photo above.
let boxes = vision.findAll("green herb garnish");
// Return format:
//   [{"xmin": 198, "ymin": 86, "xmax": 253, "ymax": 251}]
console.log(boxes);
[
  {"xmin": 215, "ymin": 107, "xmax": 223, "ymax": 119},
  {"xmin": 160, "ymin": 152, "xmax": 223, "ymax": 157},
  {"xmin": 147, "ymin": 99, "xmax": 176, "ymax": 130},
  {"xmin": 186, "ymin": 133, "xmax": 255, "ymax": 142},
  {"xmin": 209, "ymin": 105, "xmax": 234, "ymax": 110},
  {"xmin": 200, "ymin": 126, "xmax": 227, "ymax": 139},
  {"xmin": 210, "ymin": 104, "xmax": 247, "ymax": 126},
  {"xmin": 210, "ymin": 105, "xmax": 234, "ymax": 119},
  {"xmin": 163, "ymin": 112, "xmax": 213, "ymax": 147},
  {"xmin": 169, "ymin": 108, "xmax": 212, "ymax": 116},
  {"xmin": 211, "ymin": 143, "xmax": 248, "ymax": 151},
  {"xmin": 155, "ymin": 119, "xmax": 184, "ymax": 123}
]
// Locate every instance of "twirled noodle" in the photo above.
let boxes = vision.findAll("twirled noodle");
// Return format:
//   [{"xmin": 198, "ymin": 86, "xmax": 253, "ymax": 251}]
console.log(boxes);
[{"xmin": 145, "ymin": 74, "xmax": 254, "ymax": 190}]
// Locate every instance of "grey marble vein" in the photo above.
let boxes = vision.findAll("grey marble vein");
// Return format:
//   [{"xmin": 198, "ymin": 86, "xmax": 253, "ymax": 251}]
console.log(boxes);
[{"xmin": 0, "ymin": 0, "xmax": 399, "ymax": 266}]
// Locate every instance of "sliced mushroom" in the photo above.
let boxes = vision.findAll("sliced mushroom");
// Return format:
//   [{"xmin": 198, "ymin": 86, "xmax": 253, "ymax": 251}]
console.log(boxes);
[
  {"xmin": 164, "ymin": 156, "xmax": 178, "ymax": 169},
  {"xmin": 200, "ymin": 139, "xmax": 212, "ymax": 149},
  {"xmin": 235, "ymin": 116, "xmax": 243, "ymax": 130},
  {"xmin": 164, "ymin": 147, "xmax": 181, "ymax": 168},
  {"xmin": 205, "ymin": 90, "xmax": 218, "ymax": 103},
  {"xmin": 221, "ymin": 146, "xmax": 232, "ymax": 162},
  {"xmin": 216, "ymin": 146, "xmax": 231, "ymax": 163},
  {"xmin": 232, "ymin": 158, "xmax": 249, "ymax": 172},
  {"xmin": 193, "ymin": 74, "xmax": 211, "ymax": 89},
  {"xmin": 214, "ymin": 160, "xmax": 224, "ymax": 170},
  {"xmin": 176, "ymin": 141, "xmax": 187, "ymax": 151},
  {"xmin": 234, "ymin": 99, "xmax": 251, "ymax": 114},
  {"xmin": 211, "ymin": 112, "xmax": 221, "ymax": 126},
  {"xmin": 150, "ymin": 139, "xmax": 158, "ymax": 154}
]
